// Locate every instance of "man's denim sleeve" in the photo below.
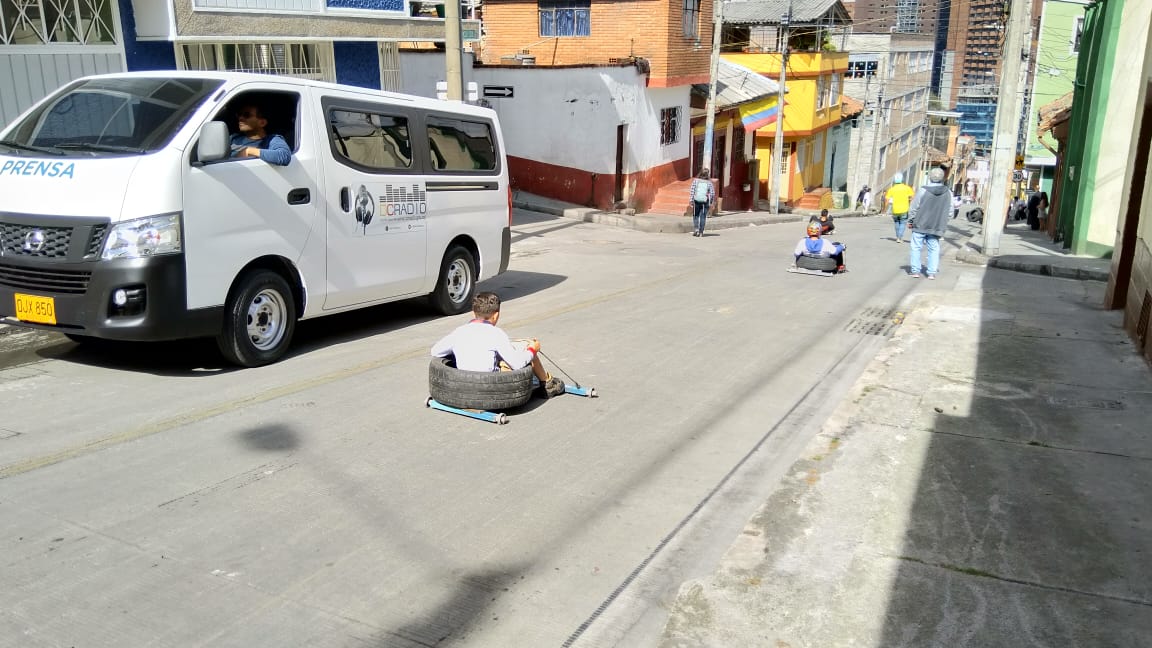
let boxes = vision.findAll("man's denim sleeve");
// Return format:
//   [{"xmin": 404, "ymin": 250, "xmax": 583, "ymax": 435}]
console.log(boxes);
[{"xmin": 260, "ymin": 135, "xmax": 293, "ymax": 166}]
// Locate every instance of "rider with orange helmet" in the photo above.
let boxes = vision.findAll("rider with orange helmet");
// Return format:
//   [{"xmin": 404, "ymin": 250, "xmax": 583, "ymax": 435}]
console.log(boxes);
[{"xmin": 794, "ymin": 220, "xmax": 847, "ymax": 273}]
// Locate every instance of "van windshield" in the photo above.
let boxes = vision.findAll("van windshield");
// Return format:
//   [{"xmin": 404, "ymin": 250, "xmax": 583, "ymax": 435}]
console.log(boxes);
[{"xmin": 1, "ymin": 77, "xmax": 223, "ymax": 157}]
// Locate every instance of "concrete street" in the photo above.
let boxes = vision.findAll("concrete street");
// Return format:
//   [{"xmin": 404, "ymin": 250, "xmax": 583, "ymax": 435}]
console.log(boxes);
[
  {"xmin": 3, "ymin": 210, "xmax": 1148, "ymax": 648},
  {"xmin": 2, "ymin": 210, "xmax": 921, "ymax": 648}
]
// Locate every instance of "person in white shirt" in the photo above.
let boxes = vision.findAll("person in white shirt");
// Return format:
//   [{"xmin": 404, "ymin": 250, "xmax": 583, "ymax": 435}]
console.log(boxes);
[{"xmin": 431, "ymin": 292, "xmax": 565, "ymax": 398}]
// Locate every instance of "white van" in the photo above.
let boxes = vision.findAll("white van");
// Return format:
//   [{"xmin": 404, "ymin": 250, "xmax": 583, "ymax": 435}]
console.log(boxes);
[{"xmin": 0, "ymin": 72, "xmax": 511, "ymax": 366}]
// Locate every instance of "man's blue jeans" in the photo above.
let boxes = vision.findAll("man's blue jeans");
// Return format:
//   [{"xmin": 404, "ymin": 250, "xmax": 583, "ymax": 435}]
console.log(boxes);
[
  {"xmin": 692, "ymin": 200, "xmax": 709, "ymax": 234},
  {"xmin": 909, "ymin": 231, "xmax": 941, "ymax": 275},
  {"xmin": 893, "ymin": 213, "xmax": 909, "ymax": 240}
]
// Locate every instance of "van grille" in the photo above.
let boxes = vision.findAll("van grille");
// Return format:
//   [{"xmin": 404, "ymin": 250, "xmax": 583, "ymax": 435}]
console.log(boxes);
[
  {"xmin": 0, "ymin": 223, "xmax": 71, "ymax": 258},
  {"xmin": 87, "ymin": 224, "xmax": 108, "ymax": 258},
  {"xmin": 0, "ymin": 262, "xmax": 91, "ymax": 294}
]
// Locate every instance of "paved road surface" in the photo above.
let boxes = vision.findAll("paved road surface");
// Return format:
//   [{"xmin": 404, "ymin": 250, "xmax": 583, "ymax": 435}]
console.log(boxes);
[{"xmin": 0, "ymin": 211, "xmax": 937, "ymax": 647}]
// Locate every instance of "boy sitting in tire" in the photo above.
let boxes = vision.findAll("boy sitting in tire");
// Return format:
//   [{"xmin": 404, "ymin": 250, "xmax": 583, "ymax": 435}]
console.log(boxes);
[
  {"xmin": 793, "ymin": 221, "xmax": 848, "ymax": 273},
  {"xmin": 431, "ymin": 291, "xmax": 566, "ymax": 398}
]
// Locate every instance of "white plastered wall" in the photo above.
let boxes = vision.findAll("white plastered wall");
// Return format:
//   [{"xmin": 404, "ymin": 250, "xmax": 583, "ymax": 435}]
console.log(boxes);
[{"xmin": 471, "ymin": 65, "xmax": 690, "ymax": 175}]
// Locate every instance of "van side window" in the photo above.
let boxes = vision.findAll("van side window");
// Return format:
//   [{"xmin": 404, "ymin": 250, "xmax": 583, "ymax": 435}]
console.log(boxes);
[
  {"xmin": 426, "ymin": 117, "xmax": 496, "ymax": 172},
  {"xmin": 329, "ymin": 109, "xmax": 412, "ymax": 171}
]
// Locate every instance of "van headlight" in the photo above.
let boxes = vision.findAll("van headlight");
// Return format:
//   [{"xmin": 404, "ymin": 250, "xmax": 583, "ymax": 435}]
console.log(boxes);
[{"xmin": 102, "ymin": 214, "xmax": 182, "ymax": 260}]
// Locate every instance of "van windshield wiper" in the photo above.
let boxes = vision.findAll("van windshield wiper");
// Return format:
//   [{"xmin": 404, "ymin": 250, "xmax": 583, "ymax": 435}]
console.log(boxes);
[
  {"xmin": 55, "ymin": 142, "xmax": 146, "ymax": 154},
  {"xmin": 0, "ymin": 139, "xmax": 64, "ymax": 155}
]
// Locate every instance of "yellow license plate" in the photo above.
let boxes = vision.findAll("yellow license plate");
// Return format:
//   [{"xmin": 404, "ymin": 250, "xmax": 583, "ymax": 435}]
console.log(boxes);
[{"xmin": 14, "ymin": 293, "xmax": 57, "ymax": 325}]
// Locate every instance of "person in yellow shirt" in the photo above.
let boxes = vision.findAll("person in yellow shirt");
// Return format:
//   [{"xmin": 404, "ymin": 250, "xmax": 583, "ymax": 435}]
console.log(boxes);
[{"xmin": 884, "ymin": 173, "xmax": 917, "ymax": 243}]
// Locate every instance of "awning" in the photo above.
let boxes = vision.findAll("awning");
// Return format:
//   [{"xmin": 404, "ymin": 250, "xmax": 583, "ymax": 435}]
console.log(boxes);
[{"xmin": 739, "ymin": 95, "xmax": 782, "ymax": 131}]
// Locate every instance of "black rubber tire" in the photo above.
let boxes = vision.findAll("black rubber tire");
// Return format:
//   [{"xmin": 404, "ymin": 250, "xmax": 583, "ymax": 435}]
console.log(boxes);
[
  {"xmin": 967, "ymin": 208, "xmax": 984, "ymax": 223},
  {"xmin": 428, "ymin": 356, "xmax": 534, "ymax": 410},
  {"xmin": 796, "ymin": 255, "xmax": 838, "ymax": 272},
  {"xmin": 216, "ymin": 270, "xmax": 297, "ymax": 368},
  {"xmin": 429, "ymin": 246, "xmax": 477, "ymax": 315}
]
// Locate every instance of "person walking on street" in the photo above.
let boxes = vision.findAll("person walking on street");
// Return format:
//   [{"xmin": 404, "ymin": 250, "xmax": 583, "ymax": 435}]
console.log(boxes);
[
  {"xmin": 855, "ymin": 186, "xmax": 869, "ymax": 211},
  {"xmin": 689, "ymin": 168, "xmax": 715, "ymax": 237},
  {"xmin": 883, "ymin": 172, "xmax": 916, "ymax": 243},
  {"xmin": 907, "ymin": 167, "xmax": 953, "ymax": 279}
]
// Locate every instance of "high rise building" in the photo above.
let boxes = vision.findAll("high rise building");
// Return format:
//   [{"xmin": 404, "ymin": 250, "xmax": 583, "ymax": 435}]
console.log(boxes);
[
  {"xmin": 946, "ymin": 0, "xmax": 1014, "ymax": 108},
  {"xmin": 849, "ymin": 0, "xmax": 951, "ymax": 98},
  {"xmin": 849, "ymin": 0, "xmax": 944, "ymax": 34}
]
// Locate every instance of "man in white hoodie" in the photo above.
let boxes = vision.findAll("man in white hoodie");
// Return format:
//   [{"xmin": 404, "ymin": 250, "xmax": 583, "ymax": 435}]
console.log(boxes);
[{"xmin": 907, "ymin": 167, "xmax": 953, "ymax": 279}]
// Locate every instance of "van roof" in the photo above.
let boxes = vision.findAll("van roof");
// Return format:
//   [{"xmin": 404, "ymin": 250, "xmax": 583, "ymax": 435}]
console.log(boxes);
[{"xmin": 75, "ymin": 70, "xmax": 499, "ymax": 120}]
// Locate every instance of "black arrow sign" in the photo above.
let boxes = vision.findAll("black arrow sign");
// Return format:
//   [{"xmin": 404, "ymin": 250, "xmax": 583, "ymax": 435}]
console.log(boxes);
[{"xmin": 483, "ymin": 85, "xmax": 514, "ymax": 99}]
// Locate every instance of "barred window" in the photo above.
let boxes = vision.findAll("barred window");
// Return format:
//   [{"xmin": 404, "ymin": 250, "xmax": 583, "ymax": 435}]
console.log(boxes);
[
  {"xmin": 179, "ymin": 42, "xmax": 333, "ymax": 82},
  {"xmin": 682, "ymin": 0, "xmax": 699, "ymax": 39},
  {"xmin": 539, "ymin": 0, "xmax": 590, "ymax": 37},
  {"xmin": 660, "ymin": 107, "xmax": 680, "ymax": 146},
  {"xmin": 0, "ymin": 0, "xmax": 117, "ymax": 44}
]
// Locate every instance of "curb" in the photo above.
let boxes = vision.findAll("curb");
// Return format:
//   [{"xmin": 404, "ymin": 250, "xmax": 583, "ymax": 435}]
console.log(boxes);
[{"xmin": 954, "ymin": 235, "xmax": 1109, "ymax": 282}]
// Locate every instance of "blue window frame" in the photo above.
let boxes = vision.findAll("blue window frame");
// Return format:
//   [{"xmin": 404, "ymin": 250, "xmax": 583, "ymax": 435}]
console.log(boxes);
[{"xmin": 539, "ymin": 0, "xmax": 590, "ymax": 37}]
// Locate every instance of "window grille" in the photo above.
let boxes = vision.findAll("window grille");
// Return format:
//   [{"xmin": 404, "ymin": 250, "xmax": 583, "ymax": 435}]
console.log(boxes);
[
  {"xmin": 0, "ymin": 0, "xmax": 118, "ymax": 45},
  {"xmin": 179, "ymin": 42, "xmax": 333, "ymax": 81},
  {"xmin": 378, "ymin": 42, "xmax": 402, "ymax": 92},
  {"xmin": 660, "ymin": 107, "xmax": 680, "ymax": 146}
]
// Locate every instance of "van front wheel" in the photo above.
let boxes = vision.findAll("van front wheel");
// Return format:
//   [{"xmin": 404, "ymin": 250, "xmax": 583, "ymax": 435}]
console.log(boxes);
[
  {"xmin": 429, "ymin": 246, "xmax": 476, "ymax": 315},
  {"xmin": 217, "ymin": 270, "xmax": 297, "ymax": 367}
]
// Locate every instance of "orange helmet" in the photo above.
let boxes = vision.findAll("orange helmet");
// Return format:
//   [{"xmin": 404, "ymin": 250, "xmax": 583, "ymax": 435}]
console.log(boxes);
[{"xmin": 806, "ymin": 221, "xmax": 822, "ymax": 237}]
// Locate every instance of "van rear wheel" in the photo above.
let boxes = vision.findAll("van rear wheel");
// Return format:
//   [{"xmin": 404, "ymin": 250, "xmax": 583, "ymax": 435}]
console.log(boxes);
[
  {"xmin": 217, "ymin": 270, "xmax": 296, "ymax": 367},
  {"xmin": 429, "ymin": 246, "xmax": 476, "ymax": 315}
]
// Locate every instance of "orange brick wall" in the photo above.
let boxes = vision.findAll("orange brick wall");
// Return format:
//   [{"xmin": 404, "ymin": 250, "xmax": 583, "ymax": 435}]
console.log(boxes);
[{"xmin": 480, "ymin": 0, "xmax": 710, "ymax": 86}]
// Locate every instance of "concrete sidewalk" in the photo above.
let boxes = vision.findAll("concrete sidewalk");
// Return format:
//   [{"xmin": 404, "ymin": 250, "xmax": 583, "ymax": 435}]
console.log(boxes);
[
  {"xmin": 656, "ymin": 227, "xmax": 1152, "ymax": 646},
  {"xmin": 956, "ymin": 219, "xmax": 1112, "ymax": 282}
]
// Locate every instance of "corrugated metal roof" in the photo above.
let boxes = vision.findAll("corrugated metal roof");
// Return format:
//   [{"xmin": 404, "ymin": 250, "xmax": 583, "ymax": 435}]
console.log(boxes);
[
  {"xmin": 713, "ymin": 59, "xmax": 781, "ymax": 108},
  {"xmin": 721, "ymin": 0, "xmax": 851, "ymax": 26}
]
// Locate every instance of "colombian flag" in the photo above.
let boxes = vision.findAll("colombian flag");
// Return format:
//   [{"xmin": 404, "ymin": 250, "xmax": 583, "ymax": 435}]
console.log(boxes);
[{"xmin": 739, "ymin": 96, "xmax": 782, "ymax": 132}]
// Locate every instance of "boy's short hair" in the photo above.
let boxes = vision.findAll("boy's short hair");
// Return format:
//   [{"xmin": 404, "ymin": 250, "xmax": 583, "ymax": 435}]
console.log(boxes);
[
  {"xmin": 472, "ymin": 291, "xmax": 501, "ymax": 318},
  {"xmin": 820, "ymin": 208, "xmax": 829, "ymax": 217}
]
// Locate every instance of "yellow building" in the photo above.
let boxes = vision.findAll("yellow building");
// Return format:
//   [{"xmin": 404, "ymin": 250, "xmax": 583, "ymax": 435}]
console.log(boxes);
[{"xmin": 722, "ymin": 51, "xmax": 848, "ymax": 206}]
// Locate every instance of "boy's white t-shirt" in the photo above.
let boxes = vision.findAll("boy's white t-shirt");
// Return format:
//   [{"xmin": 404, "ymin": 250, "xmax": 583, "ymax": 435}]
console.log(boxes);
[{"xmin": 430, "ymin": 320, "xmax": 534, "ymax": 372}]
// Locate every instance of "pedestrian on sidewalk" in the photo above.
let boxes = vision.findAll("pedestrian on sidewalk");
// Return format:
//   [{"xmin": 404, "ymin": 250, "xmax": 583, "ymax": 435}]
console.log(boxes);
[
  {"xmin": 883, "ymin": 173, "xmax": 916, "ymax": 242},
  {"xmin": 907, "ymin": 167, "xmax": 953, "ymax": 279},
  {"xmin": 855, "ymin": 186, "xmax": 868, "ymax": 211},
  {"xmin": 689, "ymin": 168, "xmax": 715, "ymax": 237}
]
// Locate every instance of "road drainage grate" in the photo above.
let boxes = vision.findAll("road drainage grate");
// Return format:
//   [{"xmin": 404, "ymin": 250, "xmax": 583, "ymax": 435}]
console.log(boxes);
[{"xmin": 845, "ymin": 306, "xmax": 903, "ymax": 337}]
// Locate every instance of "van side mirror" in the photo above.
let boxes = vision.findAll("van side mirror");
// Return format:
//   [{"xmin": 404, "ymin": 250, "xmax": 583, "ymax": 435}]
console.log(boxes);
[{"xmin": 197, "ymin": 121, "xmax": 230, "ymax": 162}]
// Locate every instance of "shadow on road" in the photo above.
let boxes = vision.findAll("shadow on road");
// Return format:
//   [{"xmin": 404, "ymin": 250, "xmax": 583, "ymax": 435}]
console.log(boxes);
[{"xmin": 22, "ymin": 271, "xmax": 566, "ymax": 375}]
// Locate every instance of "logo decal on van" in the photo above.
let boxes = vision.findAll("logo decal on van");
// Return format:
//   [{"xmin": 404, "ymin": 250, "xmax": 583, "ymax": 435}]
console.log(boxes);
[
  {"xmin": 379, "ymin": 183, "xmax": 428, "ymax": 232},
  {"xmin": 354, "ymin": 185, "xmax": 375, "ymax": 234},
  {"xmin": 0, "ymin": 160, "xmax": 76, "ymax": 179}
]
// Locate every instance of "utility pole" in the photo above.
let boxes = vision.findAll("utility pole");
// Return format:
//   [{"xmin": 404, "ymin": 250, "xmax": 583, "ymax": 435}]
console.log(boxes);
[
  {"xmin": 981, "ymin": 0, "xmax": 1031, "ymax": 255},
  {"xmin": 852, "ymin": 71, "xmax": 873, "ymax": 202},
  {"xmin": 867, "ymin": 82, "xmax": 886, "ymax": 194},
  {"xmin": 702, "ymin": 0, "xmax": 724, "ymax": 178},
  {"xmin": 444, "ymin": 0, "xmax": 464, "ymax": 100},
  {"xmin": 769, "ymin": 2, "xmax": 792, "ymax": 213}
]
